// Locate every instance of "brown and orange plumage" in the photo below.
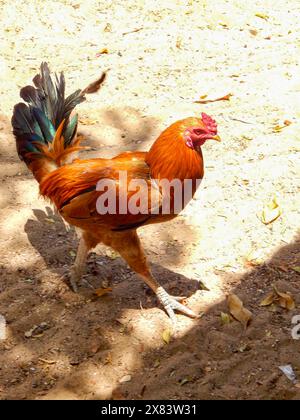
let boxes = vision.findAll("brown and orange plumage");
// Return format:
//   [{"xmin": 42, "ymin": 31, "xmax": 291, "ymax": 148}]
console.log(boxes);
[{"xmin": 12, "ymin": 63, "xmax": 220, "ymax": 324}]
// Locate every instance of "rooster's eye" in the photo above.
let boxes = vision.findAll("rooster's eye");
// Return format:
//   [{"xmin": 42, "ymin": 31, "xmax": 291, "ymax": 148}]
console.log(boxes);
[{"xmin": 193, "ymin": 129, "xmax": 203, "ymax": 136}]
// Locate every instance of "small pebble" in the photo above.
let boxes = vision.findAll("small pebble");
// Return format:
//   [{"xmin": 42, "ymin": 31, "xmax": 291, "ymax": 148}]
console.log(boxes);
[{"xmin": 119, "ymin": 374, "xmax": 132, "ymax": 384}]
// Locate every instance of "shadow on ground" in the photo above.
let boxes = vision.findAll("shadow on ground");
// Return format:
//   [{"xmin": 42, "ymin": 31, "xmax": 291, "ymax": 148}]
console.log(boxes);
[
  {"xmin": 110, "ymin": 233, "xmax": 300, "ymax": 401},
  {"xmin": 1, "ymin": 227, "xmax": 299, "ymax": 400}
]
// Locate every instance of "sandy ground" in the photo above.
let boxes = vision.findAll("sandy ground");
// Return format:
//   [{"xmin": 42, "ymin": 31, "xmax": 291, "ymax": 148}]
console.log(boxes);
[{"xmin": 0, "ymin": 0, "xmax": 300, "ymax": 400}]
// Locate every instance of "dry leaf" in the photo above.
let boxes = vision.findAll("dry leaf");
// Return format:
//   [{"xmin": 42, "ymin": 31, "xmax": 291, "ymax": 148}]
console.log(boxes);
[
  {"xmin": 153, "ymin": 359, "xmax": 160, "ymax": 368},
  {"xmin": 272, "ymin": 125, "xmax": 285, "ymax": 132},
  {"xmin": 122, "ymin": 27, "xmax": 143, "ymax": 36},
  {"xmin": 96, "ymin": 48, "xmax": 109, "ymax": 57},
  {"xmin": 260, "ymin": 292, "xmax": 276, "ymax": 306},
  {"xmin": 260, "ymin": 196, "xmax": 281, "ymax": 225},
  {"xmin": 238, "ymin": 343, "xmax": 250, "ymax": 352},
  {"xmin": 227, "ymin": 294, "xmax": 252, "ymax": 328},
  {"xmin": 81, "ymin": 72, "xmax": 107, "ymax": 95},
  {"xmin": 241, "ymin": 135, "xmax": 253, "ymax": 141},
  {"xmin": 249, "ymin": 29, "xmax": 258, "ymax": 36},
  {"xmin": 283, "ymin": 120, "xmax": 292, "ymax": 126},
  {"xmin": 179, "ymin": 377, "xmax": 190, "ymax": 386},
  {"xmin": 244, "ymin": 250, "xmax": 264, "ymax": 267},
  {"xmin": 244, "ymin": 259, "xmax": 261, "ymax": 268},
  {"xmin": 274, "ymin": 286, "xmax": 295, "ymax": 310},
  {"xmin": 220, "ymin": 312, "xmax": 231, "ymax": 324},
  {"xmin": 260, "ymin": 286, "xmax": 295, "ymax": 310},
  {"xmin": 104, "ymin": 23, "xmax": 112, "ymax": 32},
  {"xmin": 162, "ymin": 328, "xmax": 172, "ymax": 344},
  {"xmin": 255, "ymin": 13, "xmax": 269, "ymax": 20},
  {"xmin": 94, "ymin": 287, "xmax": 112, "ymax": 297},
  {"xmin": 24, "ymin": 322, "xmax": 49, "ymax": 338},
  {"xmin": 278, "ymin": 295, "xmax": 293, "ymax": 309},
  {"xmin": 176, "ymin": 37, "xmax": 182, "ymax": 49},
  {"xmin": 194, "ymin": 93, "xmax": 233, "ymax": 104},
  {"xmin": 272, "ymin": 120, "xmax": 291, "ymax": 132},
  {"xmin": 291, "ymin": 266, "xmax": 300, "ymax": 274}
]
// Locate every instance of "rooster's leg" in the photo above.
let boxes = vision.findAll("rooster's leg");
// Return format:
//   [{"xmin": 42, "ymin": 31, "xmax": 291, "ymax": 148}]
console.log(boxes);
[
  {"xmin": 109, "ymin": 230, "xmax": 198, "ymax": 323},
  {"xmin": 70, "ymin": 236, "xmax": 90, "ymax": 292}
]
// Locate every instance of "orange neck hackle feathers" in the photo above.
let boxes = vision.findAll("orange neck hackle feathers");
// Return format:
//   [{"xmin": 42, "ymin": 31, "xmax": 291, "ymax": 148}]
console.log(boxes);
[{"xmin": 145, "ymin": 118, "xmax": 205, "ymax": 182}]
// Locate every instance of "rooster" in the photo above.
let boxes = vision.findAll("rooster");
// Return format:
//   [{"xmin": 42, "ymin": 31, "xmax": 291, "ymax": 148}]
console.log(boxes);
[{"xmin": 12, "ymin": 63, "xmax": 220, "ymax": 323}]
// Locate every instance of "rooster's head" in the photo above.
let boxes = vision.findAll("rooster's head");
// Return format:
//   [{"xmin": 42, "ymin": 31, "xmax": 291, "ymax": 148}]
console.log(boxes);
[{"xmin": 183, "ymin": 113, "xmax": 220, "ymax": 149}]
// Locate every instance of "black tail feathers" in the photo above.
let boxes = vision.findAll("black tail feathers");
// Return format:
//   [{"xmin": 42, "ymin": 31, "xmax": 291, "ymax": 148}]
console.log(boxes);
[{"xmin": 12, "ymin": 62, "xmax": 106, "ymax": 164}]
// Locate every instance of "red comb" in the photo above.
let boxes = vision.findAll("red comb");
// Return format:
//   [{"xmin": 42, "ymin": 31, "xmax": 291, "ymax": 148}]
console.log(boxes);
[{"xmin": 201, "ymin": 112, "xmax": 217, "ymax": 132}]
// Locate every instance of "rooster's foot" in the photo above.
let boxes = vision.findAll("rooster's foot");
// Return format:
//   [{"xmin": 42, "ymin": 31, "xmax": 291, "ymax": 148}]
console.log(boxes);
[
  {"xmin": 69, "ymin": 270, "xmax": 94, "ymax": 293},
  {"xmin": 156, "ymin": 286, "xmax": 198, "ymax": 324}
]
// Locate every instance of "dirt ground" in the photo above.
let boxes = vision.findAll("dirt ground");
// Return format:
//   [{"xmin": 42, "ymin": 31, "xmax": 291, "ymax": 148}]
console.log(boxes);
[{"xmin": 0, "ymin": 0, "xmax": 299, "ymax": 400}]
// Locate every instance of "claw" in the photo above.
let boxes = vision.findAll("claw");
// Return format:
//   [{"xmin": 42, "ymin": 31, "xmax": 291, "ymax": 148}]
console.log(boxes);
[
  {"xmin": 170, "ymin": 295, "xmax": 187, "ymax": 302},
  {"xmin": 81, "ymin": 277, "xmax": 95, "ymax": 290},
  {"xmin": 156, "ymin": 286, "xmax": 198, "ymax": 324},
  {"xmin": 69, "ymin": 270, "xmax": 94, "ymax": 292},
  {"xmin": 69, "ymin": 270, "xmax": 79, "ymax": 293}
]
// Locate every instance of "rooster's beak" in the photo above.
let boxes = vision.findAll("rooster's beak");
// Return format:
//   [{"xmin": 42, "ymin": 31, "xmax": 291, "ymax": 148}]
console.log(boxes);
[{"xmin": 211, "ymin": 135, "xmax": 221, "ymax": 142}]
